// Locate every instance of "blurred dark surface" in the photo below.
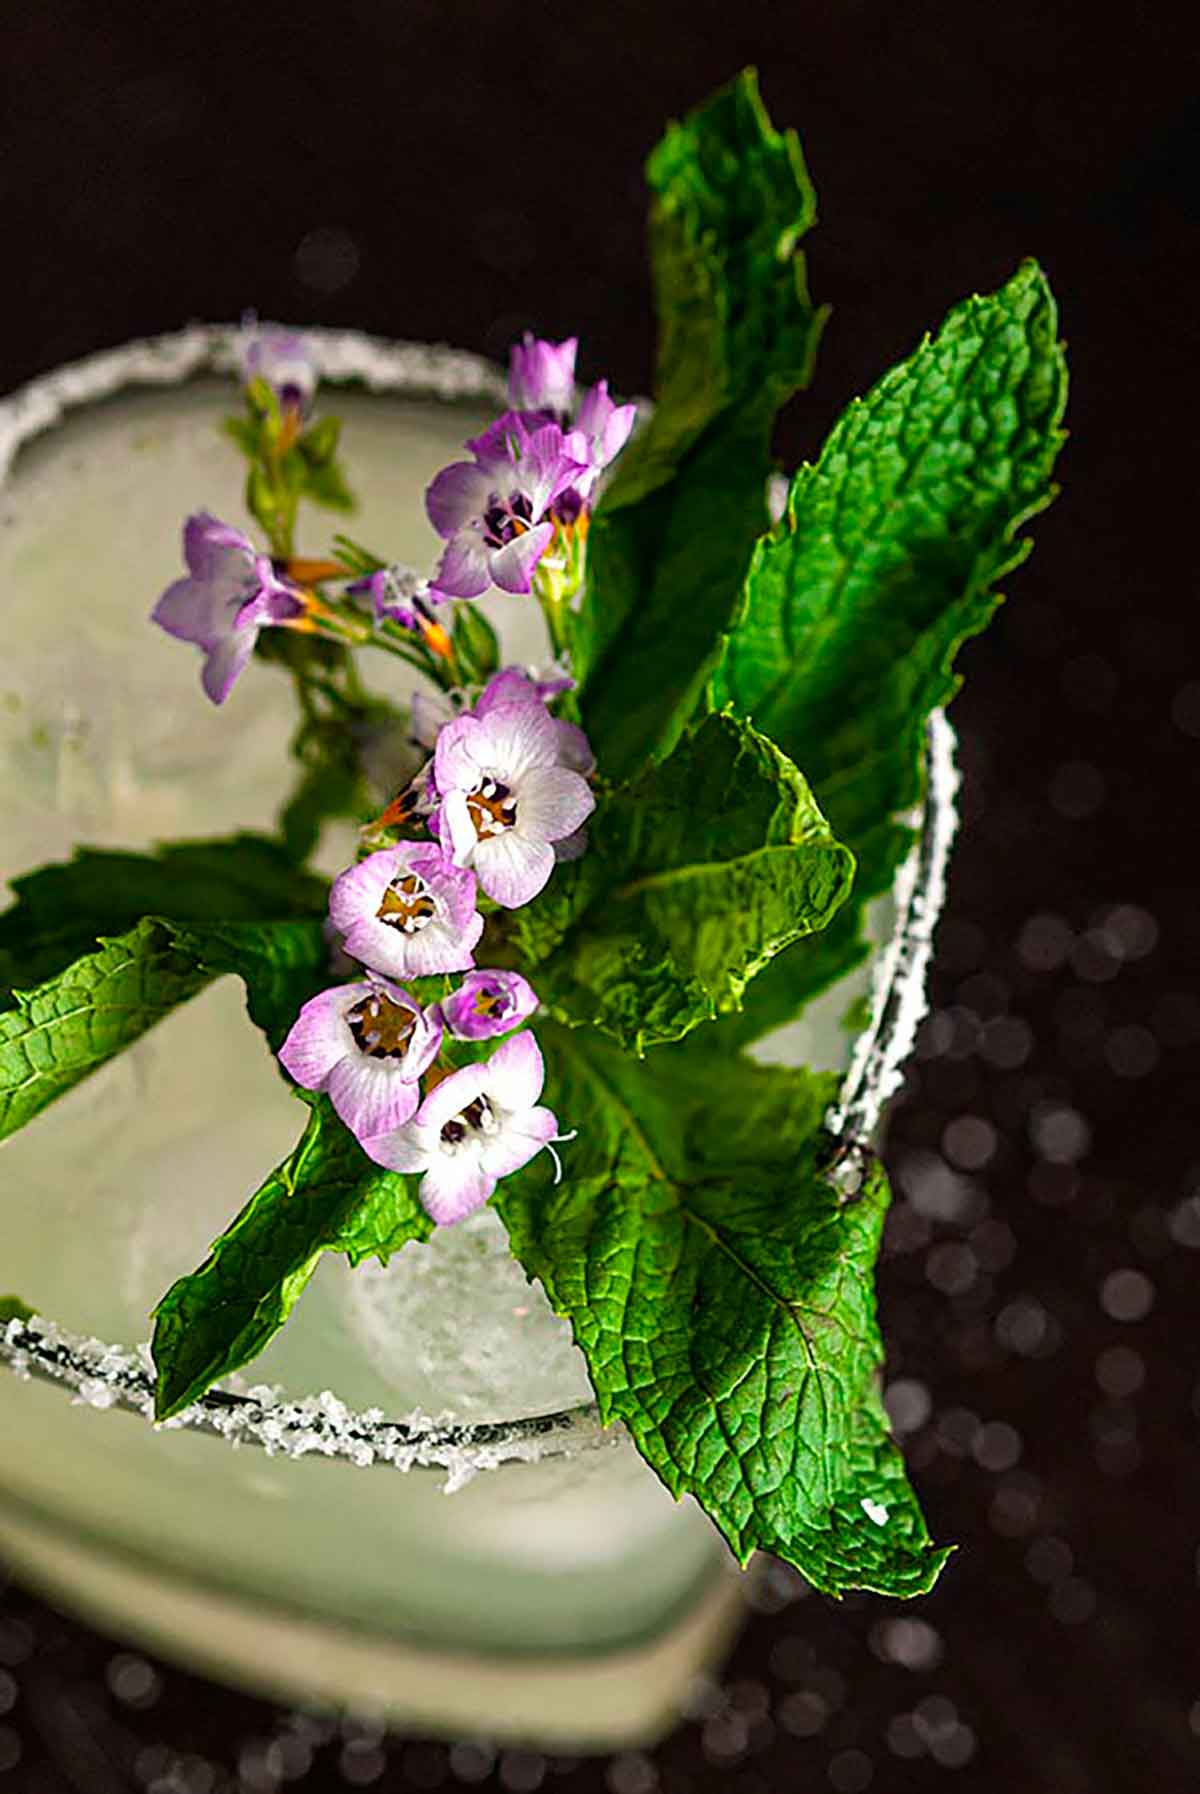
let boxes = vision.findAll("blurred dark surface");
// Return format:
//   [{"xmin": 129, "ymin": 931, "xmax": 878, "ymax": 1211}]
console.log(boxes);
[{"xmin": 1, "ymin": 1, "xmax": 1199, "ymax": 1790}]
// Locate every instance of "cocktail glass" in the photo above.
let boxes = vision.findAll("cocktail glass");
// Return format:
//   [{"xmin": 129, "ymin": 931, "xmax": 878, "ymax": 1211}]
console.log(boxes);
[{"xmin": 0, "ymin": 332, "xmax": 957, "ymax": 1747}]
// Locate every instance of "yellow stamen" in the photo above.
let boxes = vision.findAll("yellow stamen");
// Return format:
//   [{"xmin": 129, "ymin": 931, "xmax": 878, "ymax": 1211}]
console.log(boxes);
[
  {"xmin": 277, "ymin": 410, "xmax": 303, "ymax": 454},
  {"xmin": 419, "ymin": 615, "xmax": 454, "ymax": 660},
  {"xmin": 287, "ymin": 557, "xmax": 346, "ymax": 584}
]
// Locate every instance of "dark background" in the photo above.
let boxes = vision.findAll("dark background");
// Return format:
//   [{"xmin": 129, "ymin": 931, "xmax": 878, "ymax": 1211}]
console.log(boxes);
[{"xmin": 1, "ymin": 2, "xmax": 1198, "ymax": 1790}]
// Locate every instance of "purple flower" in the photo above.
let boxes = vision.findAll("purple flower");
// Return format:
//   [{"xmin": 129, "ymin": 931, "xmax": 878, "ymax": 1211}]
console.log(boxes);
[
  {"xmin": 508, "ymin": 334, "xmax": 578, "ymax": 418},
  {"xmin": 152, "ymin": 512, "xmax": 305, "ymax": 704},
  {"xmin": 474, "ymin": 665, "xmax": 563, "ymax": 712},
  {"xmin": 504, "ymin": 335, "xmax": 636, "ymax": 517},
  {"xmin": 475, "ymin": 665, "xmax": 596, "ymax": 776},
  {"xmin": 362, "ymin": 1031, "xmax": 559, "ymax": 1225},
  {"xmin": 425, "ymin": 413, "xmax": 587, "ymax": 599},
  {"xmin": 240, "ymin": 321, "xmax": 318, "ymax": 414},
  {"xmin": 568, "ymin": 380, "xmax": 637, "ymax": 496},
  {"xmin": 409, "ymin": 689, "xmax": 458, "ymax": 752},
  {"xmin": 329, "ymin": 842, "xmax": 483, "ymax": 978},
  {"xmin": 279, "ymin": 975, "xmax": 442, "ymax": 1141},
  {"xmin": 440, "ymin": 970, "xmax": 539, "ymax": 1042},
  {"xmin": 348, "ymin": 564, "xmax": 447, "ymax": 633},
  {"xmin": 434, "ymin": 700, "xmax": 594, "ymax": 908}
]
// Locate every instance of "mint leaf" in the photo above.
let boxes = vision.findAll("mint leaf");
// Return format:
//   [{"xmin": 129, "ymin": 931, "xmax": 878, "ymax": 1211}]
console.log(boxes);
[
  {"xmin": 512, "ymin": 711, "xmax": 852, "ymax": 1051},
  {"xmin": 152, "ymin": 1096, "xmax": 431, "ymax": 1419},
  {"xmin": 294, "ymin": 417, "xmax": 357, "ymax": 513},
  {"xmin": 497, "ymin": 1026, "xmax": 948, "ymax": 1597},
  {"xmin": 165, "ymin": 919, "xmax": 329, "ymax": 1050},
  {"xmin": 0, "ymin": 914, "xmax": 328, "ymax": 1144},
  {"xmin": 452, "ymin": 601, "xmax": 501, "ymax": 686},
  {"xmin": 331, "ymin": 1174, "xmax": 434, "ymax": 1268},
  {"xmin": 280, "ymin": 753, "xmax": 367, "ymax": 863},
  {"xmin": 712, "ymin": 259, "xmax": 1067, "ymax": 1047},
  {"xmin": 0, "ymin": 921, "xmax": 212, "ymax": 1143},
  {"xmin": 0, "ymin": 834, "xmax": 327, "ymax": 999},
  {"xmin": 0, "ymin": 1295, "xmax": 35, "ymax": 1324},
  {"xmin": 299, "ymin": 454, "xmax": 356, "ymax": 514},
  {"xmin": 575, "ymin": 68, "xmax": 825, "ymax": 780},
  {"xmin": 0, "ymin": 836, "xmax": 330, "ymax": 1119}
]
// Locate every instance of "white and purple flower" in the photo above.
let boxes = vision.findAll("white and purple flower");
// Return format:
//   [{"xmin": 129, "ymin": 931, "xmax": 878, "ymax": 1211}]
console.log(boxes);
[
  {"xmin": 434, "ymin": 699, "xmax": 594, "ymax": 908},
  {"xmin": 506, "ymin": 335, "xmax": 636, "ymax": 516},
  {"xmin": 568, "ymin": 379, "xmax": 637, "ymax": 498},
  {"xmin": 440, "ymin": 969, "xmax": 539, "ymax": 1042},
  {"xmin": 279, "ymin": 974, "xmax": 442, "ymax": 1140},
  {"xmin": 425, "ymin": 412, "xmax": 587, "ymax": 599},
  {"xmin": 348, "ymin": 563, "xmax": 447, "ymax": 633},
  {"xmin": 329, "ymin": 842, "xmax": 483, "ymax": 978},
  {"xmin": 240, "ymin": 321, "xmax": 318, "ymax": 414},
  {"xmin": 509, "ymin": 333, "xmax": 578, "ymax": 419},
  {"xmin": 409, "ymin": 687, "xmax": 462, "ymax": 752},
  {"xmin": 362, "ymin": 1031, "xmax": 559, "ymax": 1224},
  {"xmin": 152, "ymin": 512, "xmax": 306, "ymax": 704}
]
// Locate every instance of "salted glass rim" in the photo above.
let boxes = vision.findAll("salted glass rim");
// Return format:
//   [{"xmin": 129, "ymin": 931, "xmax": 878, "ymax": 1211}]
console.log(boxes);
[{"xmin": 0, "ymin": 327, "xmax": 960, "ymax": 1475}]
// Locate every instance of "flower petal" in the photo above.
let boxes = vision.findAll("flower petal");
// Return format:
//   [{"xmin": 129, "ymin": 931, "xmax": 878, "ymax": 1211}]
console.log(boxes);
[
  {"xmin": 485, "ymin": 1030, "xmax": 546, "ymax": 1112},
  {"xmin": 410, "ymin": 689, "xmax": 456, "ymax": 749},
  {"xmin": 475, "ymin": 831, "xmax": 554, "ymax": 907},
  {"xmin": 404, "ymin": 998, "xmax": 445, "ymax": 1078},
  {"xmin": 521, "ymin": 424, "xmax": 589, "ymax": 516},
  {"xmin": 425, "ymin": 462, "xmax": 491, "ymax": 538},
  {"xmin": 509, "ymin": 335, "xmax": 578, "ymax": 414},
  {"xmin": 440, "ymin": 790, "xmax": 477, "ymax": 869},
  {"xmin": 552, "ymin": 719, "xmax": 596, "ymax": 776},
  {"xmin": 480, "ymin": 1105, "xmax": 558, "ymax": 1180},
  {"xmin": 487, "ymin": 522, "xmax": 554, "ymax": 594},
  {"xmin": 360, "ymin": 1123, "xmax": 430, "ymax": 1175},
  {"xmin": 389, "ymin": 905, "xmax": 483, "ymax": 975},
  {"xmin": 434, "ymin": 714, "xmax": 488, "ymax": 792},
  {"xmin": 474, "ymin": 667, "xmax": 543, "ymax": 717},
  {"xmin": 278, "ymin": 985, "xmax": 366, "ymax": 1091},
  {"xmin": 328, "ymin": 850, "xmax": 395, "ymax": 938},
  {"xmin": 515, "ymin": 764, "xmax": 595, "ymax": 842},
  {"xmin": 328, "ymin": 1055, "xmax": 421, "ymax": 1140},
  {"xmin": 416, "ymin": 1061, "xmax": 489, "ymax": 1133},
  {"xmin": 419, "ymin": 1154, "xmax": 495, "ymax": 1226},
  {"xmin": 600, "ymin": 402, "xmax": 638, "ymax": 466},
  {"xmin": 435, "ymin": 534, "xmax": 492, "ymax": 600},
  {"xmin": 553, "ymin": 825, "xmax": 589, "ymax": 862},
  {"xmin": 473, "ymin": 700, "xmax": 560, "ymax": 780},
  {"xmin": 201, "ymin": 626, "xmax": 257, "ymax": 704},
  {"xmin": 182, "ymin": 512, "xmax": 254, "ymax": 582},
  {"xmin": 466, "ymin": 411, "xmax": 530, "ymax": 477},
  {"xmin": 152, "ymin": 576, "xmax": 227, "ymax": 651}
]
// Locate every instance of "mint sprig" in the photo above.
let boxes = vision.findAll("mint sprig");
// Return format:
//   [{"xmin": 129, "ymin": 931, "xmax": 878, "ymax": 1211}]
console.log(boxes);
[
  {"xmin": 574, "ymin": 69, "xmax": 825, "ymax": 779},
  {"xmin": 0, "ymin": 73, "xmax": 1071, "ymax": 1608},
  {"xmin": 710, "ymin": 258, "xmax": 1068, "ymax": 1048}
]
